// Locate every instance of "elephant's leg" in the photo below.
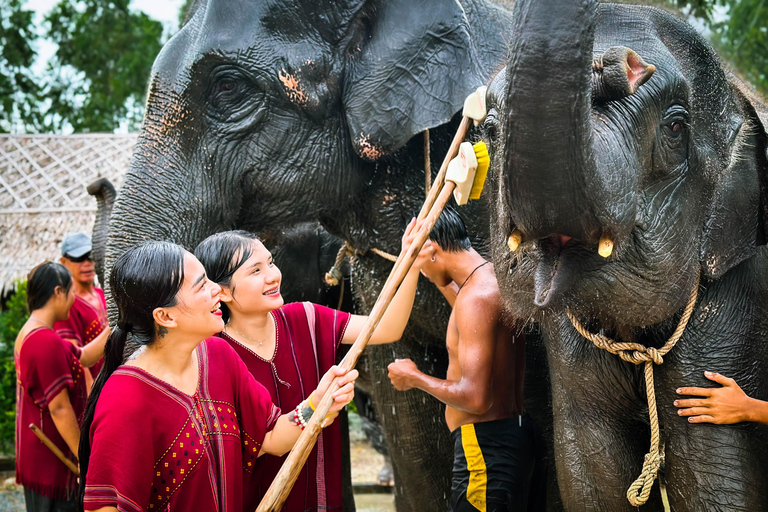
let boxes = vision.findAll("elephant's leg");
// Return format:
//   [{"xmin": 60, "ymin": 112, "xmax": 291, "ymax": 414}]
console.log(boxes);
[
  {"xmin": 366, "ymin": 341, "xmax": 452, "ymax": 512},
  {"xmin": 547, "ymin": 325, "xmax": 665, "ymax": 512},
  {"xmin": 656, "ymin": 320, "xmax": 768, "ymax": 511}
]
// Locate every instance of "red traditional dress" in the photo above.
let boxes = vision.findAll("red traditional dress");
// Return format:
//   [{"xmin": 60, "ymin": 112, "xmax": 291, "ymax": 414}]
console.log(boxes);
[
  {"xmin": 15, "ymin": 327, "xmax": 88, "ymax": 500},
  {"xmin": 219, "ymin": 302, "xmax": 351, "ymax": 512},
  {"xmin": 54, "ymin": 288, "xmax": 107, "ymax": 377},
  {"xmin": 83, "ymin": 337, "xmax": 281, "ymax": 512}
]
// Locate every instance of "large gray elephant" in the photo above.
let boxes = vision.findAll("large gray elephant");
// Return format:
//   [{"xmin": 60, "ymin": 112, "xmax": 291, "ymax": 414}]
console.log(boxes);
[
  {"xmin": 484, "ymin": 0, "xmax": 768, "ymax": 510},
  {"xmin": 102, "ymin": 1, "xmax": 515, "ymax": 509}
]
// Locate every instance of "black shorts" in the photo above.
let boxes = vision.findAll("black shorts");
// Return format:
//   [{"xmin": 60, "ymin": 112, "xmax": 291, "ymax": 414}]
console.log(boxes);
[{"xmin": 450, "ymin": 414, "xmax": 547, "ymax": 512}]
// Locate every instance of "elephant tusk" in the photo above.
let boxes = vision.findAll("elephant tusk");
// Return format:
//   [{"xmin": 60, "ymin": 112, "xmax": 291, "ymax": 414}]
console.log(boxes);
[
  {"xmin": 598, "ymin": 233, "xmax": 614, "ymax": 258},
  {"xmin": 507, "ymin": 230, "xmax": 522, "ymax": 252}
]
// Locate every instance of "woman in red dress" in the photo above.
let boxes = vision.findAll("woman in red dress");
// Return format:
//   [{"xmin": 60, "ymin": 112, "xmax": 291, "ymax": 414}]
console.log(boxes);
[
  {"xmin": 15, "ymin": 262, "xmax": 87, "ymax": 512},
  {"xmin": 195, "ymin": 219, "xmax": 433, "ymax": 512},
  {"xmin": 77, "ymin": 242, "xmax": 357, "ymax": 512}
]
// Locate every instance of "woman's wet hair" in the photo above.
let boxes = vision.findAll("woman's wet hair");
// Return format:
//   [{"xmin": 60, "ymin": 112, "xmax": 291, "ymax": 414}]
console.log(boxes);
[
  {"xmin": 195, "ymin": 230, "xmax": 260, "ymax": 323},
  {"xmin": 78, "ymin": 241, "xmax": 186, "ymax": 507},
  {"xmin": 26, "ymin": 262, "xmax": 72, "ymax": 312},
  {"xmin": 429, "ymin": 206, "xmax": 471, "ymax": 252}
]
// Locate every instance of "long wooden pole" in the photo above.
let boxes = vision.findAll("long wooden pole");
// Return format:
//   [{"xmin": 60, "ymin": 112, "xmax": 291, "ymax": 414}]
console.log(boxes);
[
  {"xmin": 29, "ymin": 424, "xmax": 80, "ymax": 476},
  {"xmin": 256, "ymin": 182, "xmax": 459, "ymax": 512},
  {"xmin": 377, "ymin": 116, "xmax": 474, "ymax": 297}
]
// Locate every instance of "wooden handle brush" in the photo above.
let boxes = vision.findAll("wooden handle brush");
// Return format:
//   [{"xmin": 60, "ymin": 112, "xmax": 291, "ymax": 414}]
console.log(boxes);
[{"xmin": 256, "ymin": 88, "xmax": 490, "ymax": 512}]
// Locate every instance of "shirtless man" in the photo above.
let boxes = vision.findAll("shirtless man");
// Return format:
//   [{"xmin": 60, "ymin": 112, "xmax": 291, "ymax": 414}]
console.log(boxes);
[{"xmin": 388, "ymin": 208, "xmax": 545, "ymax": 512}]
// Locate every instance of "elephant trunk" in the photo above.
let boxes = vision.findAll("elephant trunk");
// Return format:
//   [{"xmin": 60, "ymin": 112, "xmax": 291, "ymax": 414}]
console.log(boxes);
[
  {"xmin": 502, "ymin": 0, "xmax": 601, "ymax": 243},
  {"xmin": 87, "ymin": 177, "xmax": 117, "ymax": 288}
]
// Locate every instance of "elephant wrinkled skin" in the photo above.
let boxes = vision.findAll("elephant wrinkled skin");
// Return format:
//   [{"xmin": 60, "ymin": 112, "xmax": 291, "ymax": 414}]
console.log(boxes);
[
  {"xmin": 485, "ymin": 0, "xmax": 768, "ymax": 510},
  {"xmin": 102, "ymin": 1, "xmax": 516, "ymax": 510}
]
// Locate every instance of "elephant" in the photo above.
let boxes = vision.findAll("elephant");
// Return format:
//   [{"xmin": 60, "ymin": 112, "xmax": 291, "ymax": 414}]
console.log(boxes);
[
  {"xmin": 99, "ymin": 1, "xmax": 517, "ymax": 509},
  {"xmin": 484, "ymin": 0, "xmax": 768, "ymax": 510}
]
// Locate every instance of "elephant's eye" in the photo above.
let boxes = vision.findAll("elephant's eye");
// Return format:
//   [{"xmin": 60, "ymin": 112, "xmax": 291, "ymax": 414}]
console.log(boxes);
[
  {"xmin": 220, "ymin": 81, "xmax": 234, "ymax": 92},
  {"xmin": 671, "ymin": 121, "xmax": 683, "ymax": 133}
]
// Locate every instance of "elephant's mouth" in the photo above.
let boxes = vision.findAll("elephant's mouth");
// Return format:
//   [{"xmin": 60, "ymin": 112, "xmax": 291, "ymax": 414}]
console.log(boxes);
[{"xmin": 511, "ymin": 231, "xmax": 606, "ymax": 309}]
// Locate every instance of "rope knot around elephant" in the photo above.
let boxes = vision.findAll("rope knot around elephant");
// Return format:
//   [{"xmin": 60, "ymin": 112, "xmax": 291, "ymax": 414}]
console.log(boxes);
[{"xmin": 566, "ymin": 268, "xmax": 701, "ymax": 507}]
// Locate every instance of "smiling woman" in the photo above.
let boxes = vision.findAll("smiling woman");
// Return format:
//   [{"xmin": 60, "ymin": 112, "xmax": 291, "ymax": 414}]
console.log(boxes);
[
  {"xmin": 194, "ymin": 222, "xmax": 432, "ymax": 512},
  {"xmin": 76, "ymin": 242, "xmax": 358, "ymax": 512}
]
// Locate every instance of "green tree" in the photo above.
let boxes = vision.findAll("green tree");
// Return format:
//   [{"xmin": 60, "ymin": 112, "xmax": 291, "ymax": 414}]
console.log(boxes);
[
  {"xmin": 0, "ymin": 0, "xmax": 42, "ymax": 132},
  {"xmin": 666, "ymin": 0, "xmax": 767, "ymax": 94},
  {"xmin": 43, "ymin": 0, "xmax": 164, "ymax": 132},
  {"xmin": 0, "ymin": 282, "xmax": 27, "ymax": 453}
]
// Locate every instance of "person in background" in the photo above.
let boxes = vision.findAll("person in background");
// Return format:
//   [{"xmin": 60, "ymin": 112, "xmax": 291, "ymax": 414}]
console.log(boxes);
[
  {"xmin": 388, "ymin": 208, "xmax": 546, "ymax": 512},
  {"xmin": 55, "ymin": 233, "xmax": 108, "ymax": 377},
  {"xmin": 195, "ymin": 219, "xmax": 433, "ymax": 512},
  {"xmin": 675, "ymin": 371, "xmax": 768, "ymax": 425},
  {"xmin": 15, "ymin": 262, "xmax": 88, "ymax": 512}
]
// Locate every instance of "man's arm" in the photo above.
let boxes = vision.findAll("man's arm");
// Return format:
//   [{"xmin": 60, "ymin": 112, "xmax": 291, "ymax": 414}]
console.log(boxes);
[
  {"xmin": 388, "ymin": 294, "xmax": 497, "ymax": 414},
  {"xmin": 675, "ymin": 371, "xmax": 768, "ymax": 425},
  {"xmin": 343, "ymin": 218, "xmax": 434, "ymax": 345},
  {"xmin": 79, "ymin": 327, "xmax": 109, "ymax": 368}
]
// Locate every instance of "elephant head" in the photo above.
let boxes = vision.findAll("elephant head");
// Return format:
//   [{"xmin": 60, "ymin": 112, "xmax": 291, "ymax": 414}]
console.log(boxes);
[
  {"xmin": 486, "ymin": 0, "xmax": 768, "ymax": 331},
  {"xmin": 105, "ymin": 0, "xmax": 513, "ymax": 274}
]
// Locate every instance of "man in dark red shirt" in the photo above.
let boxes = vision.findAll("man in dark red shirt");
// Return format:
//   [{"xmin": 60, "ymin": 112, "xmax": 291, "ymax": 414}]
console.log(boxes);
[{"xmin": 54, "ymin": 233, "xmax": 108, "ymax": 378}]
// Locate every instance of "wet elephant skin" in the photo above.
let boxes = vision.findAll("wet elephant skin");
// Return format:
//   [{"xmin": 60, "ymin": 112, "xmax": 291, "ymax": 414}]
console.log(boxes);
[
  {"xmin": 485, "ymin": 0, "xmax": 768, "ymax": 510},
  {"xmin": 101, "ymin": 1, "xmax": 519, "ymax": 510}
]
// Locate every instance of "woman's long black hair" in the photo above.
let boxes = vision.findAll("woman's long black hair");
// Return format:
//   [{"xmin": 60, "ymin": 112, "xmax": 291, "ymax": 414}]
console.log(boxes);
[
  {"xmin": 26, "ymin": 262, "xmax": 72, "ymax": 312},
  {"xmin": 78, "ymin": 242, "xmax": 186, "ymax": 507},
  {"xmin": 194, "ymin": 230, "xmax": 260, "ymax": 324}
]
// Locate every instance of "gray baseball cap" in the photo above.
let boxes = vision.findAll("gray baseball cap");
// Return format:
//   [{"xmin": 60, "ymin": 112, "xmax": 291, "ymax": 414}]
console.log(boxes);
[{"xmin": 62, "ymin": 233, "xmax": 92, "ymax": 258}]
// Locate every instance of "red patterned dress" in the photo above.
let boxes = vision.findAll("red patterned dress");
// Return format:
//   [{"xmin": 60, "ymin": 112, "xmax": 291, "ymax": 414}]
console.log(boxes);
[
  {"xmin": 15, "ymin": 327, "xmax": 88, "ymax": 500},
  {"xmin": 219, "ymin": 302, "xmax": 351, "ymax": 512},
  {"xmin": 83, "ymin": 337, "xmax": 281, "ymax": 512},
  {"xmin": 54, "ymin": 288, "xmax": 108, "ymax": 377}
]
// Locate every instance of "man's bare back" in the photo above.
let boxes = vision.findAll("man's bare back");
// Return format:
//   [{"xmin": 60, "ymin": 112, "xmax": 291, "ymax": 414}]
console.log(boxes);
[{"xmin": 444, "ymin": 264, "xmax": 525, "ymax": 431}]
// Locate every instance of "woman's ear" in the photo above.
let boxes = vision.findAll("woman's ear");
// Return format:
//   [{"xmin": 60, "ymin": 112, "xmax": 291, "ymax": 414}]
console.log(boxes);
[
  {"xmin": 218, "ymin": 285, "xmax": 234, "ymax": 304},
  {"xmin": 153, "ymin": 307, "xmax": 178, "ymax": 330}
]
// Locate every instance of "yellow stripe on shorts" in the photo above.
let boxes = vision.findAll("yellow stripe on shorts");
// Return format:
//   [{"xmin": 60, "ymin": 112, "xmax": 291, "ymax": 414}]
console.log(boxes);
[{"xmin": 461, "ymin": 423, "xmax": 487, "ymax": 512}]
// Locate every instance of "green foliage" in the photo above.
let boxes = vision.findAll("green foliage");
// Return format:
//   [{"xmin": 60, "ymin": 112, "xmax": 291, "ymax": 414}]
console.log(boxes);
[
  {"xmin": 1, "ymin": 0, "xmax": 163, "ymax": 133},
  {"xmin": 0, "ymin": 0, "xmax": 43, "ymax": 132},
  {"xmin": 44, "ymin": 0, "xmax": 164, "ymax": 132},
  {"xmin": 710, "ymin": 0, "xmax": 768, "ymax": 95},
  {"xmin": 665, "ymin": 0, "xmax": 767, "ymax": 94},
  {"xmin": 0, "ymin": 281, "xmax": 28, "ymax": 453}
]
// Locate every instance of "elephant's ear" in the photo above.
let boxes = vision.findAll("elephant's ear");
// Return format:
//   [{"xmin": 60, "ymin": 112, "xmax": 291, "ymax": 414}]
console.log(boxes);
[
  {"xmin": 342, "ymin": 0, "xmax": 512, "ymax": 160},
  {"xmin": 700, "ymin": 80, "xmax": 768, "ymax": 279}
]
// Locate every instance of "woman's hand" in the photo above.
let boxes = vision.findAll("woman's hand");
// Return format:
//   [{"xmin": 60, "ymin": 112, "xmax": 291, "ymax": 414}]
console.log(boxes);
[
  {"xmin": 675, "ymin": 371, "xmax": 755, "ymax": 424},
  {"xmin": 313, "ymin": 365, "xmax": 358, "ymax": 416},
  {"xmin": 401, "ymin": 218, "xmax": 435, "ymax": 271}
]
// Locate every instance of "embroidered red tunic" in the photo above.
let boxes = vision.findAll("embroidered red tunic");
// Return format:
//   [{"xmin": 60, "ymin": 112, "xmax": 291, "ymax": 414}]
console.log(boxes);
[
  {"xmin": 15, "ymin": 327, "xmax": 88, "ymax": 500},
  {"xmin": 54, "ymin": 288, "xmax": 107, "ymax": 377},
  {"xmin": 219, "ymin": 302, "xmax": 351, "ymax": 512},
  {"xmin": 83, "ymin": 337, "xmax": 281, "ymax": 512}
]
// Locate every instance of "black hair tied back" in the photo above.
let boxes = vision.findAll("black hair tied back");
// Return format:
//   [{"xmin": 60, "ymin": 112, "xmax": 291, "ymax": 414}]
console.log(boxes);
[{"xmin": 78, "ymin": 241, "xmax": 186, "ymax": 507}]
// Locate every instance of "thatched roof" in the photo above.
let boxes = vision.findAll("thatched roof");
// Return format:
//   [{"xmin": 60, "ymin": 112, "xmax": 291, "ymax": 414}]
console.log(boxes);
[{"xmin": 0, "ymin": 134, "xmax": 137, "ymax": 296}]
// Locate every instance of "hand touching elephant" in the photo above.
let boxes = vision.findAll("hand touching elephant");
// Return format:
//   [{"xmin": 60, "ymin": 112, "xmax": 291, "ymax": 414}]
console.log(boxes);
[{"xmin": 483, "ymin": 0, "xmax": 768, "ymax": 510}]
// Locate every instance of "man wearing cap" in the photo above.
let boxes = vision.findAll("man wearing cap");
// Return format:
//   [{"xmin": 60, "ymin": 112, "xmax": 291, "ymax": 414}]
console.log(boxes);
[{"xmin": 54, "ymin": 233, "xmax": 109, "ymax": 378}]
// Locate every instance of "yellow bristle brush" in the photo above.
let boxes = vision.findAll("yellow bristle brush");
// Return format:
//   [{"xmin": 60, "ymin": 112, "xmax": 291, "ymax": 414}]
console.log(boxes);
[{"xmin": 446, "ymin": 141, "xmax": 491, "ymax": 205}]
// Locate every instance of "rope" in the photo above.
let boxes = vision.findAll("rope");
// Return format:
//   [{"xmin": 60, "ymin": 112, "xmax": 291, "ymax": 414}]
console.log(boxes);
[
  {"xmin": 566, "ymin": 269, "xmax": 701, "ymax": 507},
  {"xmin": 369, "ymin": 247, "xmax": 398, "ymax": 262},
  {"xmin": 324, "ymin": 242, "xmax": 357, "ymax": 286}
]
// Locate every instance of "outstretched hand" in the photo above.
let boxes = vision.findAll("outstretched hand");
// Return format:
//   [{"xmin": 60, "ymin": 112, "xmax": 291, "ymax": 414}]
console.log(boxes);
[
  {"xmin": 675, "ymin": 372, "xmax": 754, "ymax": 424},
  {"xmin": 401, "ymin": 218, "xmax": 435, "ymax": 270}
]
